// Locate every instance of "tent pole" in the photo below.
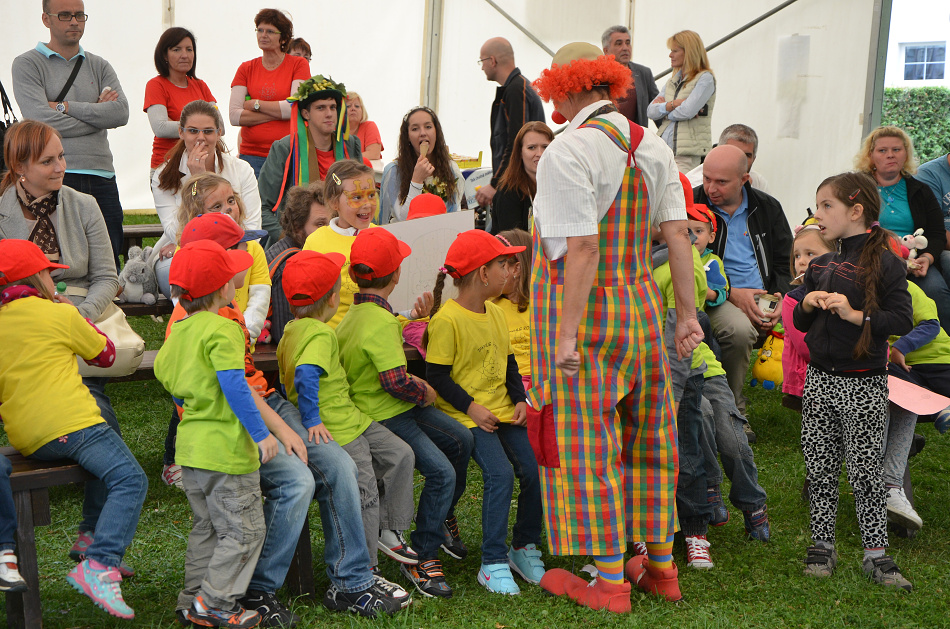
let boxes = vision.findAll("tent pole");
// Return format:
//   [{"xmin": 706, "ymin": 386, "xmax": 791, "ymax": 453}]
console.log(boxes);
[
  {"xmin": 482, "ymin": 0, "xmax": 556, "ymax": 57},
  {"xmin": 162, "ymin": 0, "xmax": 174, "ymax": 30},
  {"xmin": 863, "ymin": 0, "xmax": 892, "ymax": 137},
  {"xmin": 421, "ymin": 0, "xmax": 445, "ymax": 110}
]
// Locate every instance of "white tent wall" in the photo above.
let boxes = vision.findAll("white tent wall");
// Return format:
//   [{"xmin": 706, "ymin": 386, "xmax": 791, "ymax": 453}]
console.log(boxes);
[{"xmin": 1, "ymin": 0, "xmax": 883, "ymax": 224}]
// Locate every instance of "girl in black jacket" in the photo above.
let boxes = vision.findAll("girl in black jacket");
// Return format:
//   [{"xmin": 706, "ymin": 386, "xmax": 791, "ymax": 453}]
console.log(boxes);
[{"xmin": 793, "ymin": 172, "xmax": 914, "ymax": 590}]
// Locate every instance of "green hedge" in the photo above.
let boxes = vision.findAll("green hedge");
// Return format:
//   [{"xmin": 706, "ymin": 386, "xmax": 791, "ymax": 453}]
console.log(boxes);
[{"xmin": 882, "ymin": 86, "xmax": 950, "ymax": 164}]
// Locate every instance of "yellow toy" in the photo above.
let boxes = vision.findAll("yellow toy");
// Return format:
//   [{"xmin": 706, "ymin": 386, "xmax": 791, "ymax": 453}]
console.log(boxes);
[{"xmin": 750, "ymin": 323, "xmax": 784, "ymax": 390}]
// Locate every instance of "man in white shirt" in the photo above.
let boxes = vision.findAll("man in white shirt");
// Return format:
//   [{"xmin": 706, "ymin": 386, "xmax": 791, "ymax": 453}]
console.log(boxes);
[{"xmin": 685, "ymin": 124, "xmax": 769, "ymax": 193}]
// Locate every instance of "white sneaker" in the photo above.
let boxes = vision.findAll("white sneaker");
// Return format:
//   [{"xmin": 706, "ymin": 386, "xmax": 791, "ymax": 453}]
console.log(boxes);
[
  {"xmin": 886, "ymin": 487, "xmax": 922, "ymax": 530},
  {"xmin": 0, "ymin": 551, "xmax": 27, "ymax": 593},
  {"xmin": 685, "ymin": 535, "xmax": 714, "ymax": 569}
]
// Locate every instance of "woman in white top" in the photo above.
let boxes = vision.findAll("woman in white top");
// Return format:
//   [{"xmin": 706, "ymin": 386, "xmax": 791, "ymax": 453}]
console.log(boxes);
[
  {"xmin": 379, "ymin": 106, "xmax": 464, "ymax": 223},
  {"xmin": 150, "ymin": 100, "xmax": 261, "ymax": 297}
]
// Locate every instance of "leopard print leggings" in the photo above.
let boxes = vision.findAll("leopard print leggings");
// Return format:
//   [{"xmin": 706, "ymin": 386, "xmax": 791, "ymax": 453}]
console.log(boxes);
[{"xmin": 801, "ymin": 366, "xmax": 888, "ymax": 549}]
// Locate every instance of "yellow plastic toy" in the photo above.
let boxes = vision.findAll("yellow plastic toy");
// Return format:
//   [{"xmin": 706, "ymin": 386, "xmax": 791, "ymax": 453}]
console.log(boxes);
[{"xmin": 750, "ymin": 323, "xmax": 784, "ymax": 391}]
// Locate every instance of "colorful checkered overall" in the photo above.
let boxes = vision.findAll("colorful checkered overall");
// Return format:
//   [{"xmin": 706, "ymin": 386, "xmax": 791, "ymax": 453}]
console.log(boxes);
[{"xmin": 529, "ymin": 116, "xmax": 678, "ymax": 556}]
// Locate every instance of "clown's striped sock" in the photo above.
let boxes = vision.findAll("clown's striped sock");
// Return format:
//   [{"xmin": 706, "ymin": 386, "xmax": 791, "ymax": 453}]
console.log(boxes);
[
  {"xmin": 593, "ymin": 554, "xmax": 624, "ymax": 585},
  {"xmin": 645, "ymin": 535, "xmax": 675, "ymax": 570}
]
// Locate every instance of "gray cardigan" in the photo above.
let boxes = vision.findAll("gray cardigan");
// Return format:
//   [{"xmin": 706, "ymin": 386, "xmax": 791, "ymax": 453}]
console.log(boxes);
[{"xmin": 0, "ymin": 185, "xmax": 119, "ymax": 320}]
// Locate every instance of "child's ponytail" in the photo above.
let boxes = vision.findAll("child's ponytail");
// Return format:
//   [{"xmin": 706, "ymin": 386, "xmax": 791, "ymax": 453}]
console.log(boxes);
[{"xmin": 422, "ymin": 268, "xmax": 450, "ymax": 350}]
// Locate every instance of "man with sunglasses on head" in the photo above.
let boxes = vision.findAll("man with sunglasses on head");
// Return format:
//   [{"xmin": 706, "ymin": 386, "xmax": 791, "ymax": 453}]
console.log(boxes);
[{"xmin": 12, "ymin": 0, "xmax": 128, "ymax": 271}]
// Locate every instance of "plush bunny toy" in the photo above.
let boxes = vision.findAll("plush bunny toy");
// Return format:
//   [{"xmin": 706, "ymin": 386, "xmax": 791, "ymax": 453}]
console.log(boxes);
[{"xmin": 117, "ymin": 246, "xmax": 159, "ymax": 305}]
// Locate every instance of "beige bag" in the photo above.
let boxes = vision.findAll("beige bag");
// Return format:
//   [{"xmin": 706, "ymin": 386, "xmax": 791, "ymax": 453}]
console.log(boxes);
[{"xmin": 66, "ymin": 287, "xmax": 146, "ymax": 377}]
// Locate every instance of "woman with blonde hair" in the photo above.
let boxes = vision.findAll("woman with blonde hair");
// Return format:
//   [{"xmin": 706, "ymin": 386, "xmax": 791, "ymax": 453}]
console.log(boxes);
[
  {"xmin": 855, "ymin": 125, "xmax": 949, "ymax": 330},
  {"xmin": 647, "ymin": 30, "xmax": 715, "ymax": 172},
  {"xmin": 346, "ymin": 92, "xmax": 383, "ymax": 160}
]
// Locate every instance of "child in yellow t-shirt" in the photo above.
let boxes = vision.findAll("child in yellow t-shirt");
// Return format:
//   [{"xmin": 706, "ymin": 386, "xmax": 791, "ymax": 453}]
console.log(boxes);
[
  {"xmin": 492, "ymin": 229, "xmax": 532, "ymax": 386},
  {"xmin": 0, "ymin": 240, "xmax": 146, "ymax": 619},
  {"xmin": 277, "ymin": 250, "xmax": 418, "ymax": 583},
  {"xmin": 176, "ymin": 173, "xmax": 271, "ymax": 342},
  {"xmin": 425, "ymin": 230, "xmax": 546, "ymax": 596}
]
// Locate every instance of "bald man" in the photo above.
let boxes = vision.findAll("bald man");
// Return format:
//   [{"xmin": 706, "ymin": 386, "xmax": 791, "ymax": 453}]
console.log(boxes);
[
  {"xmin": 692, "ymin": 144, "xmax": 792, "ymax": 418},
  {"xmin": 476, "ymin": 37, "xmax": 545, "ymax": 207}
]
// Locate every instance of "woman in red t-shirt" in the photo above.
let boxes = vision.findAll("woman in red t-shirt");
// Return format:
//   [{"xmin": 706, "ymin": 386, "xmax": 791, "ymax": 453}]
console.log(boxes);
[
  {"xmin": 143, "ymin": 27, "xmax": 216, "ymax": 173},
  {"xmin": 345, "ymin": 92, "xmax": 383, "ymax": 161},
  {"xmin": 229, "ymin": 9, "xmax": 310, "ymax": 177}
]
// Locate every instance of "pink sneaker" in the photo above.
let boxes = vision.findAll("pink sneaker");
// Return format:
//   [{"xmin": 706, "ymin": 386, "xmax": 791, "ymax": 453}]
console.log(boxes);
[
  {"xmin": 69, "ymin": 531, "xmax": 94, "ymax": 562},
  {"xmin": 66, "ymin": 559, "xmax": 134, "ymax": 619}
]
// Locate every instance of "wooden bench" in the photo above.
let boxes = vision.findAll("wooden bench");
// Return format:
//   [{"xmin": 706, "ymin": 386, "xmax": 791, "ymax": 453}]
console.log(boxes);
[
  {"xmin": 121, "ymin": 223, "xmax": 164, "ymax": 259},
  {"xmin": 2, "ymin": 446, "xmax": 94, "ymax": 629},
  {"xmin": 117, "ymin": 296, "xmax": 175, "ymax": 318}
]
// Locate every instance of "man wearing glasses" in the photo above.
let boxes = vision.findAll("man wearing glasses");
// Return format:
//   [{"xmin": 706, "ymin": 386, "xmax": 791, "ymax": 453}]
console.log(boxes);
[
  {"xmin": 475, "ymin": 38, "xmax": 545, "ymax": 208},
  {"xmin": 12, "ymin": 0, "xmax": 129, "ymax": 270}
]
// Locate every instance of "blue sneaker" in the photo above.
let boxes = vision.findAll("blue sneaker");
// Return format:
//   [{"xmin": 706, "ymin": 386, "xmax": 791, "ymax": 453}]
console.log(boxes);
[
  {"xmin": 935, "ymin": 408, "xmax": 950, "ymax": 434},
  {"xmin": 508, "ymin": 544, "xmax": 546, "ymax": 584},
  {"xmin": 743, "ymin": 506, "xmax": 771, "ymax": 542},
  {"xmin": 708, "ymin": 486, "xmax": 729, "ymax": 526},
  {"xmin": 66, "ymin": 559, "xmax": 134, "ymax": 619},
  {"xmin": 477, "ymin": 563, "xmax": 520, "ymax": 595}
]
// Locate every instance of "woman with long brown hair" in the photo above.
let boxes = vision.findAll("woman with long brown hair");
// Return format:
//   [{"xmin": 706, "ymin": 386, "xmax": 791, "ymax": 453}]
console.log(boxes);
[
  {"xmin": 490, "ymin": 121, "xmax": 553, "ymax": 233},
  {"xmin": 379, "ymin": 106, "xmax": 465, "ymax": 223}
]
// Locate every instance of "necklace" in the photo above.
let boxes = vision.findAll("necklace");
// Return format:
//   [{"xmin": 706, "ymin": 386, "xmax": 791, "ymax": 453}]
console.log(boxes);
[{"xmin": 878, "ymin": 181, "xmax": 900, "ymax": 217}]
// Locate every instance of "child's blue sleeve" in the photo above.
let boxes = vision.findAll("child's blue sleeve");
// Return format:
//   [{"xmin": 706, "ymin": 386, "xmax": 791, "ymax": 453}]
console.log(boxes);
[
  {"xmin": 295, "ymin": 364, "xmax": 326, "ymax": 429},
  {"xmin": 216, "ymin": 369, "xmax": 270, "ymax": 442},
  {"xmin": 892, "ymin": 319, "xmax": 940, "ymax": 357},
  {"xmin": 704, "ymin": 257, "xmax": 728, "ymax": 308},
  {"xmin": 171, "ymin": 395, "xmax": 184, "ymax": 408}
]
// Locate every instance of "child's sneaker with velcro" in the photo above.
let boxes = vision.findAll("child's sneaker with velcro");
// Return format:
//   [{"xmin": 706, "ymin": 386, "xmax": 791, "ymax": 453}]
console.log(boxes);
[
  {"xmin": 322, "ymin": 580, "xmax": 405, "ymax": 618},
  {"xmin": 477, "ymin": 563, "xmax": 520, "ymax": 595},
  {"xmin": 743, "ymin": 505, "xmax": 771, "ymax": 542},
  {"xmin": 707, "ymin": 486, "xmax": 729, "ymax": 526},
  {"xmin": 237, "ymin": 589, "xmax": 300, "ymax": 627},
  {"xmin": 378, "ymin": 530, "xmax": 418, "ymax": 564},
  {"xmin": 186, "ymin": 594, "xmax": 260, "ymax": 627},
  {"xmin": 66, "ymin": 558, "xmax": 134, "ymax": 619},
  {"xmin": 401, "ymin": 558, "xmax": 453, "ymax": 598},
  {"xmin": 69, "ymin": 530, "xmax": 94, "ymax": 562},
  {"xmin": 440, "ymin": 516, "xmax": 468, "ymax": 560},
  {"xmin": 863, "ymin": 555, "xmax": 912, "ymax": 591},
  {"xmin": 508, "ymin": 544, "xmax": 546, "ymax": 584},
  {"xmin": 0, "ymin": 550, "xmax": 27, "ymax": 592}
]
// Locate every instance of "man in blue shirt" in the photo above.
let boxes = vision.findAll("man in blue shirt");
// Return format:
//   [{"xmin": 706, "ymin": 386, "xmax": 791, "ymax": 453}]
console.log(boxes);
[
  {"xmin": 916, "ymin": 153, "xmax": 950, "ymax": 288},
  {"xmin": 693, "ymin": 145, "xmax": 793, "ymax": 421}
]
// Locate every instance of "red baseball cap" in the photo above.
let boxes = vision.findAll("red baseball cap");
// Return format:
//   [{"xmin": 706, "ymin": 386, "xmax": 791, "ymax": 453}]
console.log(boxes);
[
  {"xmin": 180, "ymin": 214, "xmax": 268, "ymax": 248},
  {"xmin": 282, "ymin": 250, "xmax": 346, "ymax": 306},
  {"xmin": 678, "ymin": 172, "xmax": 716, "ymax": 233},
  {"xmin": 407, "ymin": 193, "xmax": 447, "ymax": 220},
  {"xmin": 443, "ymin": 229, "xmax": 525, "ymax": 279},
  {"xmin": 350, "ymin": 228, "xmax": 411, "ymax": 279},
  {"xmin": 0, "ymin": 239, "xmax": 69, "ymax": 284},
  {"xmin": 169, "ymin": 240, "xmax": 253, "ymax": 300}
]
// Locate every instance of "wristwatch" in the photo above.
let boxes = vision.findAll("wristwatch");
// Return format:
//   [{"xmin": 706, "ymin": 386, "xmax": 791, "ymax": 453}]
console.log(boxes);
[
  {"xmin": 55, "ymin": 102, "xmax": 66, "ymax": 114},
  {"xmin": 253, "ymin": 99, "xmax": 261, "ymax": 112}
]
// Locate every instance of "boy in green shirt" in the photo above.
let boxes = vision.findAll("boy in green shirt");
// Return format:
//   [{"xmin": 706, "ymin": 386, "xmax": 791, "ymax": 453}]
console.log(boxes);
[
  {"xmin": 154, "ymin": 240, "xmax": 277, "ymax": 629},
  {"xmin": 336, "ymin": 228, "xmax": 475, "ymax": 599},
  {"xmin": 277, "ymin": 250, "xmax": 418, "ymax": 583}
]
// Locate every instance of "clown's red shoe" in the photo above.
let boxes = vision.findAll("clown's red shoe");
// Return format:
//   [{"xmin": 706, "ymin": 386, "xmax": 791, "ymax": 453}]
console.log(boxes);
[
  {"xmin": 624, "ymin": 555, "xmax": 682, "ymax": 602},
  {"xmin": 567, "ymin": 577, "xmax": 631, "ymax": 613},
  {"xmin": 539, "ymin": 568, "xmax": 585, "ymax": 597}
]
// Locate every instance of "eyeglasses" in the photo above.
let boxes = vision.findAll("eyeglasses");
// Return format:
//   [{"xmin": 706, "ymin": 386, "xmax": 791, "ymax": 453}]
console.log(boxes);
[
  {"xmin": 255, "ymin": 28, "xmax": 281, "ymax": 36},
  {"xmin": 183, "ymin": 128, "xmax": 217, "ymax": 136},
  {"xmin": 477, "ymin": 57, "xmax": 492, "ymax": 67},
  {"xmin": 47, "ymin": 11, "xmax": 88, "ymax": 22},
  {"xmin": 343, "ymin": 189, "xmax": 377, "ymax": 208}
]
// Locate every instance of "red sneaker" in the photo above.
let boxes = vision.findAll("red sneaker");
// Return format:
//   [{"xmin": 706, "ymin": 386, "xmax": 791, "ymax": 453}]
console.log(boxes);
[
  {"xmin": 624, "ymin": 556, "xmax": 682, "ymax": 602},
  {"xmin": 567, "ymin": 577, "xmax": 631, "ymax": 613},
  {"xmin": 539, "ymin": 568, "xmax": 586, "ymax": 597}
]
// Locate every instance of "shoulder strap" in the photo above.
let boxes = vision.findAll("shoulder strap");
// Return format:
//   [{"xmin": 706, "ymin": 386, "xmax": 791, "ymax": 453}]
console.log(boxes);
[
  {"xmin": 55, "ymin": 55, "xmax": 84, "ymax": 103},
  {"xmin": 0, "ymin": 79, "xmax": 17, "ymax": 125},
  {"xmin": 268, "ymin": 247, "xmax": 301, "ymax": 278}
]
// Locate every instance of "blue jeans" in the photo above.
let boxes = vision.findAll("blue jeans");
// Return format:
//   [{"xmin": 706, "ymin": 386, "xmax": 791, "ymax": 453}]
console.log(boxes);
[
  {"xmin": 0, "ymin": 454, "xmax": 15, "ymax": 551},
  {"xmin": 80, "ymin": 377, "xmax": 121, "ymax": 533},
  {"xmin": 470, "ymin": 423, "xmax": 542, "ymax": 564},
  {"xmin": 676, "ymin": 373, "xmax": 711, "ymax": 536},
  {"xmin": 248, "ymin": 395, "xmax": 316, "ymax": 594},
  {"xmin": 30, "ymin": 423, "xmax": 147, "ymax": 567},
  {"xmin": 381, "ymin": 406, "xmax": 474, "ymax": 560},
  {"xmin": 239, "ymin": 154, "xmax": 266, "ymax": 179},
  {"xmin": 700, "ymin": 375, "xmax": 767, "ymax": 512},
  {"xmin": 911, "ymin": 264, "xmax": 950, "ymax": 334},
  {"xmin": 275, "ymin": 395, "xmax": 374, "ymax": 593},
  {"xmin": 63, "ymin": 173, "xmax": 123, "ymax": 271}
]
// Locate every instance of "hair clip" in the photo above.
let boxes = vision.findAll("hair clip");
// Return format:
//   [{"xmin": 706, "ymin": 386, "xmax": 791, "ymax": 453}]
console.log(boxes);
[
  {"xmin": 191, "ymin": 181, "xmax": 198, "ymax": 197},
  {"xmin": 439, "ymin": 266, "xmax": 448, "ymax": 274},
  {"xmin": 496, "ymin": 235, "xmax": 511, "ymax": 247},
  {"xmin": 793, "ymin": 224, "xmax": 820, "ymax": 236},
  {"xmin": 332, "ymin": 173, "xmax": 342, "ymax": 185},
  {"xmin": 848, "ymin": 189, "xmax": 860, "ymax": 200},
  {"xmin": 870, "ymin": 221, "xmax": 880, "ymax": 228}
]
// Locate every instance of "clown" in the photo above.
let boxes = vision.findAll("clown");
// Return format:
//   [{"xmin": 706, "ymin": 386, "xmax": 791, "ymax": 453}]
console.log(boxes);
[
  {"xmin": 258, "ymin": 75, "xmax": 363, "ymax": 246},
  {"xmin": 527, "ymin": 42, "xmax": 703, "ymax": 612}
]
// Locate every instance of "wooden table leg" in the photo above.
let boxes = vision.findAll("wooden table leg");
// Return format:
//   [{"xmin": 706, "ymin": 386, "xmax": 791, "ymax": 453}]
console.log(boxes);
[
  {"xmin": 285, "ymin": 514, "xmax": 316, "ymax": 600},
  {"xmin": 9, "ymin": 488, "xmax": 44, "ymax": 629}
]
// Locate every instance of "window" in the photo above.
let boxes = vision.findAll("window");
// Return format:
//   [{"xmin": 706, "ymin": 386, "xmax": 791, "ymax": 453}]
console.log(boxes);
[{"xmin": 903, "ymin": 43, "xmax": 945, "ymax": 80}]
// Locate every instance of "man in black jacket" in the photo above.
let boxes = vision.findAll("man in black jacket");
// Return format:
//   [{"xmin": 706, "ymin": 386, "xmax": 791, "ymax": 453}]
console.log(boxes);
[
  {"xmin": 476, "ymin": 37, "xmax": 545, "ymax": 207},
  {"xmin": 693, "ymin": 145, "xmax": 793, "ymax": 415},
  {"xmin": 601, "ymin": 25, "xmax": 658, "ymax": 128}
]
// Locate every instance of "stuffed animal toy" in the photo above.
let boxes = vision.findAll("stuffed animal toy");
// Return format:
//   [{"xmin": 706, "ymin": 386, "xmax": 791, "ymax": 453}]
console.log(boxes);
[
  {"xmin": 117, "ymin": 246, "xmax": 159, "ymax": 305},
  {"xmin": 750, "ymin": 322, "xmax": 784, "ymax": 390},
  {"xmin": 901, "ymin": 228, "xmax": 928, "ymax": 271}
]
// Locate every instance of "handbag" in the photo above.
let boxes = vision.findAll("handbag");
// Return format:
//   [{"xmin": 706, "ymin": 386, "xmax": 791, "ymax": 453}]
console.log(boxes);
[
  {"xmin": 66, "ymin": 287, "xmax": 145, "ymax": 377},
  {"xmin": 0, "ymin": 79, "xmax": 19, "ymax": 172}
]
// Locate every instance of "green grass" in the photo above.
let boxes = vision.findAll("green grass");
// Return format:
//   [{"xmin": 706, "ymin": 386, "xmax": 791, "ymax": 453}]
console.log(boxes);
[{"xmin": 3, "ymin": 214, "xmax": 949, "ymax": 626}]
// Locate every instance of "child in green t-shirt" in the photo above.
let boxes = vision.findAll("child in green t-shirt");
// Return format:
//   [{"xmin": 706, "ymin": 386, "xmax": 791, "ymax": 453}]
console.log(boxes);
[
  {"xmin": 686, "ymin": 202, "xmax": 729, "ymax": 310},
  {"xmin": 276, "ymin": 250, "xmax": 418, "ymax": 577},
  {"xmin": 155, "ymin": 240, "xmax": 277, "ymax": 629},
  {"xmin": 336, "ymin": 228, "xmax": 474, "ymax": 599}
]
